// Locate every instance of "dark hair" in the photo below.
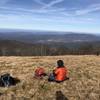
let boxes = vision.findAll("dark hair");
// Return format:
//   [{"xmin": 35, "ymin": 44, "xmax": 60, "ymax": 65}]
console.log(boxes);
[{"xmin": 57, "ymin": 60, "xmax": 64, "ymax": 68}]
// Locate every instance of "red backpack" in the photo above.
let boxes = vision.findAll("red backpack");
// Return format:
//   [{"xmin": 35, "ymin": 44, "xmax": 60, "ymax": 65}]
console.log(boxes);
[{"xmin": 35, "ymin": 67, "xmax": 46, "ymax": 77}]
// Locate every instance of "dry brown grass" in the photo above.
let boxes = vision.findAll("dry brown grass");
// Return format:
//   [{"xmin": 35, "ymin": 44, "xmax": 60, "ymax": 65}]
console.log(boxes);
[{"xmin": 0, "ymin": 55, "xmax": 100, "ymax": 100}]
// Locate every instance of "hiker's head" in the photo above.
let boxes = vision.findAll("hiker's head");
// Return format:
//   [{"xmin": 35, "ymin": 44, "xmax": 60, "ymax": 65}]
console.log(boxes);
[{"xmin": 57, "ymin": 60, "xmax": 64, "ymax": 68}]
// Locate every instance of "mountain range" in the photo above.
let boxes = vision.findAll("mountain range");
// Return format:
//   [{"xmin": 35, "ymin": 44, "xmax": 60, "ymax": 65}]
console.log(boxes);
[{"xmin": 0, "ymin": 30, "xmax": 100, "ymax": 44}]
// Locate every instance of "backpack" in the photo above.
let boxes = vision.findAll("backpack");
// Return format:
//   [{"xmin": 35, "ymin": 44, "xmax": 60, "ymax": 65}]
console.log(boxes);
[
  {"xmin": 34, "ymin": 67, "xmax": 46, "ymax": 78},
  {"xmin": 0, "ymin": 73, "xmax": 15, "ymax": 87}
]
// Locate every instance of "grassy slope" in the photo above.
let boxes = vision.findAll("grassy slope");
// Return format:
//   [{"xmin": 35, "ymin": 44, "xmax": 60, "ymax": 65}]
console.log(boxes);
[{"xmin": 0, "ymin": 56, "xmax": 100, "ymax": 100}]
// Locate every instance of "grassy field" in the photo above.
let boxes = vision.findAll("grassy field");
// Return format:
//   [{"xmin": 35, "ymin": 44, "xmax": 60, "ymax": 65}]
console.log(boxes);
[{"xmin": 0, "ymin": 55, "xmax": 100, "ymax": 100}]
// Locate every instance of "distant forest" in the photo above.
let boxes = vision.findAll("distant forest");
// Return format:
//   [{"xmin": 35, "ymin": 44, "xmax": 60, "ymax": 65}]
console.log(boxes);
[{"xmin": 0, "ymin": 40, "xmax": 100, "ymax": 56}]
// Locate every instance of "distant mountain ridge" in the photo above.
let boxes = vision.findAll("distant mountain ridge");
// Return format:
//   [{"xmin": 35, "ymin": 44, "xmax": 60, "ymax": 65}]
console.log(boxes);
[{"xmin": 0, "ymin": 30, "xmax": 100, "ymax": 44}]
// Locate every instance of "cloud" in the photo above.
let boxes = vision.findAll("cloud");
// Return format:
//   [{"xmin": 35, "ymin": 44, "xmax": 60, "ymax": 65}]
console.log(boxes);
[
  {"xmin": 0, "ymin": 6, "xmax": 66, "ymax": 15},
  {"xmin": 33, "ymin": 0, "xmax": 65, "ymax": 14},
  {"xmin": 0, "ymin": 0, "xmax": 10, "ymax": 6},
  {"xmin": 34, "ymin": 0, "xmax": 64, "ymax": 9},
  {"xmin": 0, "ymin": 0, "xmax": 69, "ymax": 21},
  {"xmin": 0, "ymin": 5, "xmax": 94, "ymax": 24},
  {"xmin": 34, "ymin": 0, "xmax": 46, "ymax": 6},
  {"xmin": 75, "ymin": 3, "xmax": 100, "ymax": 15},
  {"xmin": 42, "ymin": 0, "xmax": 64, "ymax": 9},
  {"xmin": 33, "ymin": 0, "xmax": 66, "ymax": 15},
  {"xmin": 0, "ymin": 11, "xmax": 95, "ymax": 26}
]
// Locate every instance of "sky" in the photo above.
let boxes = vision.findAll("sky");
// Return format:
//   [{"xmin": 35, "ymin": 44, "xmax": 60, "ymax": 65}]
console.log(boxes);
[{"xmin": 0, "ymin": 0, "xmax": 100, "ymax": 34}]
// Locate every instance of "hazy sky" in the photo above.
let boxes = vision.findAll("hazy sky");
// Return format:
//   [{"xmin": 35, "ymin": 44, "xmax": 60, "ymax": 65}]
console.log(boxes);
[{"xmin": 0, "ymin": 0, "xmax": 100, "ymax": 34}]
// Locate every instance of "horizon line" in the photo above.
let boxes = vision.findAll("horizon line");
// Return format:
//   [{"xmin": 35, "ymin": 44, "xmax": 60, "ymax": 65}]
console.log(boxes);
[{"xmin": 0, "ymin": 28, "xmax": 100, "ymax": 35}]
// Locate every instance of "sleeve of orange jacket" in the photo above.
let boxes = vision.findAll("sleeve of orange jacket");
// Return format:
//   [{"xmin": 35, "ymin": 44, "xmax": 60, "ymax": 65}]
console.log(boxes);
[{"xmin": 54, "ymin": 68, "xmax": 59, "ymax": 75}]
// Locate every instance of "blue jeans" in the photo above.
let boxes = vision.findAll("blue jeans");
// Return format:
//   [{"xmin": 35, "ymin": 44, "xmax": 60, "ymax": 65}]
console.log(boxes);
[{"xmin": 48, "ymin": 73, "xmax": 55, "ymax": 81}]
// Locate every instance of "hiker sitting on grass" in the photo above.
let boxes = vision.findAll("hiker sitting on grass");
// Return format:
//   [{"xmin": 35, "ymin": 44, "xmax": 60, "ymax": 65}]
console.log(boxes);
[{"xmin": 48, "ymin": 60, "xmax": 69, "ymax": 83}]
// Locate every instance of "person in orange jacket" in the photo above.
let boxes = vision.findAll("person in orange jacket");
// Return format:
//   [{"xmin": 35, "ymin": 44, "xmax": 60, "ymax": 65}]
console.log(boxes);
[{"xmin": 48, "ymin": 60, "xmax": 69, "ymax": 83}]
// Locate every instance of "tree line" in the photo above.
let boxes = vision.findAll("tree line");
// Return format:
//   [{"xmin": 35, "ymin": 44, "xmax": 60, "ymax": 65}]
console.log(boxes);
[{"xmin": 0, "ymin": 40, "xmax": 100, "ymax": 56}]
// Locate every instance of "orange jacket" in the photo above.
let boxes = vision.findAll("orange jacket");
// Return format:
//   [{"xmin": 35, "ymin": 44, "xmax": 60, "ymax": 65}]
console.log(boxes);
[{"xmin": 54, "ymin": 67, "xmax": 67, "ymax": 81}]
